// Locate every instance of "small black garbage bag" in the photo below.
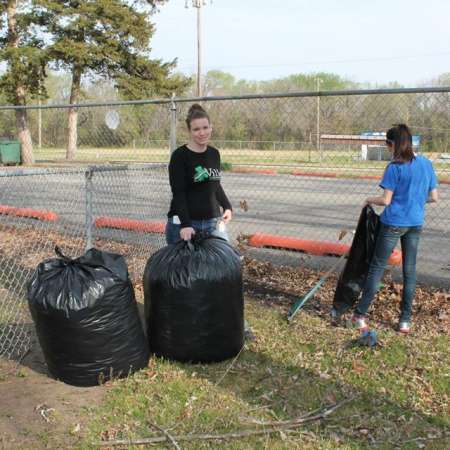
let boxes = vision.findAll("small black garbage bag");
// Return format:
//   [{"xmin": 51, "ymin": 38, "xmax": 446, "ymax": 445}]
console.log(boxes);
[
  {"xmin": 144, "ymin": 235, "xmax": 244, "ymax": 363},
  {"xmin": 333, "ymin": 206, "xmax": 380, "ymax": 315},
  {"xmin": 27, "ymin": 247, "xmax": 149, "ymax": 386}
]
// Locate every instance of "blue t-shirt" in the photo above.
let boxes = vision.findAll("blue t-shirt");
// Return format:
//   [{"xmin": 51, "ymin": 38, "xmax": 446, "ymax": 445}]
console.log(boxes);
[{"xmin": 380, "ymin": 155, "xmax": 438, "ymax": 227}]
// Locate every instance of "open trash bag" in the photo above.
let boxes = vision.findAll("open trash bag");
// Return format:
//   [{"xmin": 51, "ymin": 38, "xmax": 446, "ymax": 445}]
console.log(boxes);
[
  {"xmin": 144, "ymin": 235, "xmax": 244, "ymax": 363},
  {"xmin": 333, "ymin": 206, "xmax": 380, "ymax": 315},
  {"xmin": 27, "ymin": 247, "xmax": 149, "ymax": 386}
]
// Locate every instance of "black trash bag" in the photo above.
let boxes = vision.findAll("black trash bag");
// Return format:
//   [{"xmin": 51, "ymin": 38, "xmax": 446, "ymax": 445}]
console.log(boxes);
[
  {"xmin": 27, "ymin": 247, "xmax": 149, "ymax": 386},
  {"xmin": 144, "ymin": 235, "xmax": 244, "ymax": 363},
  {"xmin": 333, "ymin": 206, "xmax": 380, "ymax": 315}
]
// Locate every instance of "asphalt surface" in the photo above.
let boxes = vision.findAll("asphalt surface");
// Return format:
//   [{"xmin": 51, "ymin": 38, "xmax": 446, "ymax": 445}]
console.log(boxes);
[{"xmin": 1, "ymin": 167, "xmax": 449, "ymax": 287}]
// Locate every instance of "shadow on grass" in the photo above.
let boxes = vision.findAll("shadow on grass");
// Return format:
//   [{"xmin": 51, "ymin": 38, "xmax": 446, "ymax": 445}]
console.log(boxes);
[
  {"xmin": 14, "ymin": 310, "xmax": 450, "ymax": 449},
  {"xmin": 169, "ymin": 345, "xmax": 449, "ymax": 449}
]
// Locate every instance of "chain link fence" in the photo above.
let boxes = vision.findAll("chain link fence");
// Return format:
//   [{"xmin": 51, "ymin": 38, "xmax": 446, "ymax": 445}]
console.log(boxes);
[
  {"xmin": 0, "ymin": 164, "xmax": 170, "ymax": 360},
  {"xmin": 1, "ymin": 87, "xmax": 450, "ymax": 360},
  {"xmin": 1, "ymin": 87, "xmax": 449, "ymax": 166}
]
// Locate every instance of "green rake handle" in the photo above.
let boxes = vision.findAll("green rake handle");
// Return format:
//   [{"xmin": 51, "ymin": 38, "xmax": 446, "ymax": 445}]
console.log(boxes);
[{"xmin": 287, "ymin": 249, "xmax": 350, "ymax": 322}]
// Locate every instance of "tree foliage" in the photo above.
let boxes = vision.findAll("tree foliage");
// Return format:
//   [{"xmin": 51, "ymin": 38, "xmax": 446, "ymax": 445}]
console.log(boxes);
[
  {"xmin": 0, "ymin": 0, "xmax": 189, "ymax": 161},
  {"xmin": 0, "ymin": 1, "xmax": 47, "ymax": 103}
]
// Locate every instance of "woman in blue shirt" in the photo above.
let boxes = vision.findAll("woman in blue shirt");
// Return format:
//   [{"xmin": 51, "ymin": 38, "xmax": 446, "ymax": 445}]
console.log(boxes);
[{"xmin": 352, "ymin": 124, "xmax": 438, "ymax": 333}]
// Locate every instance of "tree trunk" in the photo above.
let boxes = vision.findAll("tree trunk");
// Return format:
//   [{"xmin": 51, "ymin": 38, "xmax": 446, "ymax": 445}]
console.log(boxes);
[
  {"xmin": 15, "ymin": 107, "xmax": 35, "ymax": 165},
  {"xmin": 66, "ymin": 66, "xmax": 82, "ymax": 160},
  {"xmin": 7, "ymin": 0, "xmax": 34, "ymax": 165}
]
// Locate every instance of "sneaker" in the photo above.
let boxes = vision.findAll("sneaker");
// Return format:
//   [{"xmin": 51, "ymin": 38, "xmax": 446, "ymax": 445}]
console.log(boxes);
[
  {"xmin": 351, "ymin": 314, "xmax": 369, "ymax": 331},
  {"xmin": 398, "ymin": 321, "xmax": 411, "ymax": 334},
  {"xmin": 330, "ymin": 308, "xmax": 342, "ymax": 326}
]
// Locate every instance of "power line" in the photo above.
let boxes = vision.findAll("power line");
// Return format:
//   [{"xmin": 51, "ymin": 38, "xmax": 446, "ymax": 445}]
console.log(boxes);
[{"xmin": 174, "ymin": 50, "xmax": 450, "ymax": 72}]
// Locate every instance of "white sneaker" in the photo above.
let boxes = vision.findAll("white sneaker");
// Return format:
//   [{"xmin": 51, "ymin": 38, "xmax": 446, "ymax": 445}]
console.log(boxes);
[
  {"xmin": 398, "ymin": 321, "xmax": 411, "ymax": 334},
  {"xmin": 351, "ymin": 314, "xmax": 369, "ymax": 331}
]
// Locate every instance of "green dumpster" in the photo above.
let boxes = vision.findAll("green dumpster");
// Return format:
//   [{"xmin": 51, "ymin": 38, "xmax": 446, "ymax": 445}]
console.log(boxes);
[{"xmin": 0, "ymin": 140, "xmax": 21, "ymax": 165}]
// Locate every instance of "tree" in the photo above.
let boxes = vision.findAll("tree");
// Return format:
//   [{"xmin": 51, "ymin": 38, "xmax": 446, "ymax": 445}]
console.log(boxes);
[
  {"xmin": 0, "ymin": 0, "xmax": 47, "ymax": 164},
  {"xmin": 39, "ymin": 0, "xmax": 189, "ymax": 160}
]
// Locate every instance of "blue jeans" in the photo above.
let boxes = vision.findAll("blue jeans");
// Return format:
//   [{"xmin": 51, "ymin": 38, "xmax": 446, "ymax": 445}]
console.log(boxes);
[
  {"xmin": 165, "ymin": 217, "xmax": 229, "ymax": 245},
  {"xmin": 355, "ymin": 223, "xmax": 422, "ymax": 322}
]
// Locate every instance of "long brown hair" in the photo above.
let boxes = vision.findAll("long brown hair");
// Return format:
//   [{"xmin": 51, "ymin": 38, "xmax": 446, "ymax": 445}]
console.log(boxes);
[
  {"xmin": 185, "ymin": 103, "xmax": 210, "ymax": 130},
  {"xmin": 386, "ymin": 124, "xmax": 415, "ymax": 163}
]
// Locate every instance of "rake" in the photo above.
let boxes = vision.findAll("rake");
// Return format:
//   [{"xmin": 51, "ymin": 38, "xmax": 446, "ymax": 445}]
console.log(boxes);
[{"xmin": 287, "ymin": 230, "xmax": 354, "ymax": 322}]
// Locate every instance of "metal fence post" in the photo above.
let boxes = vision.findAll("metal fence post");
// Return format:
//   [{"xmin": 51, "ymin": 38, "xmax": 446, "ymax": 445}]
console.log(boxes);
[
  {"xmin": 85, "ymin": 167, "xmax": 94, "ymax": 251},
  {"xmin": 169, "ymin": 93, "xmax": 177, "ymax": 154}
]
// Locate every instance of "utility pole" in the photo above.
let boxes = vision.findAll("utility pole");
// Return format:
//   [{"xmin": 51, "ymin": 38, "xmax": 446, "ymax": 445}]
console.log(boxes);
[
  {"xmin": 38, "ymin": 74, "xmax": 42, "ymax": 149},
  {"xmin": 169, "ymin": 93, "xmax": 177, "ymax": 154},
  {"xmin": 316, "ymin": 77, "xmax": 322, "ymax": 160},
  {"xmin": 196, "ymin": 2, "xmax": 202, "ymax": 97},
  {"xmin": 38, "ymin": 98, "xmax": 42, "ymax": 149},
  {"xmin": 186, "ymin": 0, "xmax": 211, "ymax": 97}
]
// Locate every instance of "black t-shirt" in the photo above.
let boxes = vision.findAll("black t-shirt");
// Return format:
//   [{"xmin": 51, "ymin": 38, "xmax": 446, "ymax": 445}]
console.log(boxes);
[{"xmin": 168, "ymin": 145, "xmax": 232, "ymax": 227}]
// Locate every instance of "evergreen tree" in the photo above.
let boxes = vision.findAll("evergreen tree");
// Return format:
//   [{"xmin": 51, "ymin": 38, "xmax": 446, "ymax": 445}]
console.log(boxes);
[
  {"xmin": 0, "ymin": 0, "xmax": 47, "ymax": 164},
  {"xmin": 38, "ymin": 0, "xmax": 189, "ymax": 159}
]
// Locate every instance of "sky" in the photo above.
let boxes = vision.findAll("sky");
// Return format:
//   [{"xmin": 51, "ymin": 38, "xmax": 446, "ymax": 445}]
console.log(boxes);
[{"xmin": 150, "ymin": 0, "xmax": 450, "ymax": 86}]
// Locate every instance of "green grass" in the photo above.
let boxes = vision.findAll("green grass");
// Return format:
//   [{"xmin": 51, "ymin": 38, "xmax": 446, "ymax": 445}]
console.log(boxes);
[
  {"xmin": 78, "ymin": 300, "xmax": 450, "ymax": 449},
  {"xmin": 33, "ymin": 147, "xmax": 450, "ymax": 180}
]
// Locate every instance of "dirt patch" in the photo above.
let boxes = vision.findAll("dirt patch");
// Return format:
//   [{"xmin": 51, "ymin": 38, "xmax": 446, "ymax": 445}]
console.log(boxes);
[{"xmin": 0, "ymin": 331, "xmax": 106, "ymax": 450}]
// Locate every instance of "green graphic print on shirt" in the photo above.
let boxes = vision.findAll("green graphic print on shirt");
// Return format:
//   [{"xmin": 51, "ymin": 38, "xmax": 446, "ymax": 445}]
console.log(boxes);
[{"xmin": 194, "ymin": 165, "xmax": 221, "ymax": 183}]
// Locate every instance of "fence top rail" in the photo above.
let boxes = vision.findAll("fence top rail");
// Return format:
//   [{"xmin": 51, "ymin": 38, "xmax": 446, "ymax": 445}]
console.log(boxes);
[
  {"xmin": 0, "ymin": 167, "xmax": 86, "ymax": 177},
  {"xmin": 0, "ymin": 86, "xmax": 449, "ymax": 111},
  {"xmin": 0, "ymin": 163, "xmax": 167, "ymax": 177}
]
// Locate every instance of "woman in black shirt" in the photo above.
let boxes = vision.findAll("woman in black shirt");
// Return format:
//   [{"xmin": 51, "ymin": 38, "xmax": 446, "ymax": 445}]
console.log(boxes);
[{"xmin": 166, "ymin": 104, "xmax": 233, "ymax": 244}]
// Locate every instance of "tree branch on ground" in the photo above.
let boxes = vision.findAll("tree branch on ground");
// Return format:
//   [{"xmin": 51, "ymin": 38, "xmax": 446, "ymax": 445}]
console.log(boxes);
[{"xmin": 97, "ymin": 398, "xmax": 352, "ymax": 447}]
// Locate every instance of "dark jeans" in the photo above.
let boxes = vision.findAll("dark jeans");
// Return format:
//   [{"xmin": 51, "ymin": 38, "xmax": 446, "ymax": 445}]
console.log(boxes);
[
  {"xmin": 165, "ymin": 217, "xmax": 228, "ymax": 245},
  {"xmin": 355, "ymin": 223, "xmax": 422, "ymax": 322}
]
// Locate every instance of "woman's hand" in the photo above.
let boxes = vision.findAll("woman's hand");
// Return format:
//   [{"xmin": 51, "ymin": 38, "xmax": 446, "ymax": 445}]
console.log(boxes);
[
  {"xmin": 180, "ymin": 227, "xmax": 195, "ymax": 241},
  {"xmin": 222, "ymin": 209, "xmax": 232, "ymax": 223}
]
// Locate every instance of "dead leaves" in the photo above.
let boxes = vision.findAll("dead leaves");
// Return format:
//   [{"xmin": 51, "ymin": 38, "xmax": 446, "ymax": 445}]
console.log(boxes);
[
  {"xmin": 351, "ymin": 360, "xmax": 366, "ymax": 374},
  {"xmin": 337, "ymin": 229, "xmax": 348, "ymax": 241},
  {"xmin": 242, "ymin": 257, "xmax": 449, "ymax": 334},
  {"xmin": 35, "ymin": 403, "xmax": 55, "ymax": 423},
  {"xmin": 239, "ymin": 200, "xmax": 249, "ymax": 212}
]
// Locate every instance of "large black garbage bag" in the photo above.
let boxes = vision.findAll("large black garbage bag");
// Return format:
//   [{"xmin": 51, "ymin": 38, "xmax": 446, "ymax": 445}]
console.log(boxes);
[
  {"xmin": 144, "ymin": 236, "xmax": 244, "ymax": 363},
  {"xmin": 27, "ymin": 247, "xmax": 149, "ymax": 386},
  {"xmin": 333, "ymin": 206, "xmax": 380, "ymax": 314}
]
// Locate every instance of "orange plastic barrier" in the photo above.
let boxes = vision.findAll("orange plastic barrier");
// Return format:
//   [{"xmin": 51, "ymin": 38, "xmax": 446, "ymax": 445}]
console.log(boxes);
[
  {"xmin": 230, "ymin": 167, "xmax": 448, "ymax": 185},
  {"xmin": 95, "ymin": 216, "xmax": 165, "ymax": 234},
  {"xmin": 248, "ymin": 233, "xmax": 402, "ymax": 265},
  {"xmin": 291, "ymin": 171, "xmax": 337, "ymax": 178},
  {"xmin": 231, "ymin": 168, "xmax": 277, "ymax": 175},
  {"xmin": 358, "ymin": 175, "xmax": 382, "ymax": 181},
  {"xmin": 0, "ymin": 205, "xmax": 58, "ymax": 222},
  {"xmin": 291, "ymin": 171, "xmax": 382, "ymax": 181}
]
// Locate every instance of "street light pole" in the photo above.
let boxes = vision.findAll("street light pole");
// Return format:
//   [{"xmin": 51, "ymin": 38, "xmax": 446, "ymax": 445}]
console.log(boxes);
[
  {"xmin": 186, "ymin": 0, "xmax": 211, "ymax": 97},
  {"xmin": 316, "ymin": 77, "xmax": 323, "ymax": 160},
  {"xmin": 196, "ymin": 2, "xmax": 202, "ymax": 97}
]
